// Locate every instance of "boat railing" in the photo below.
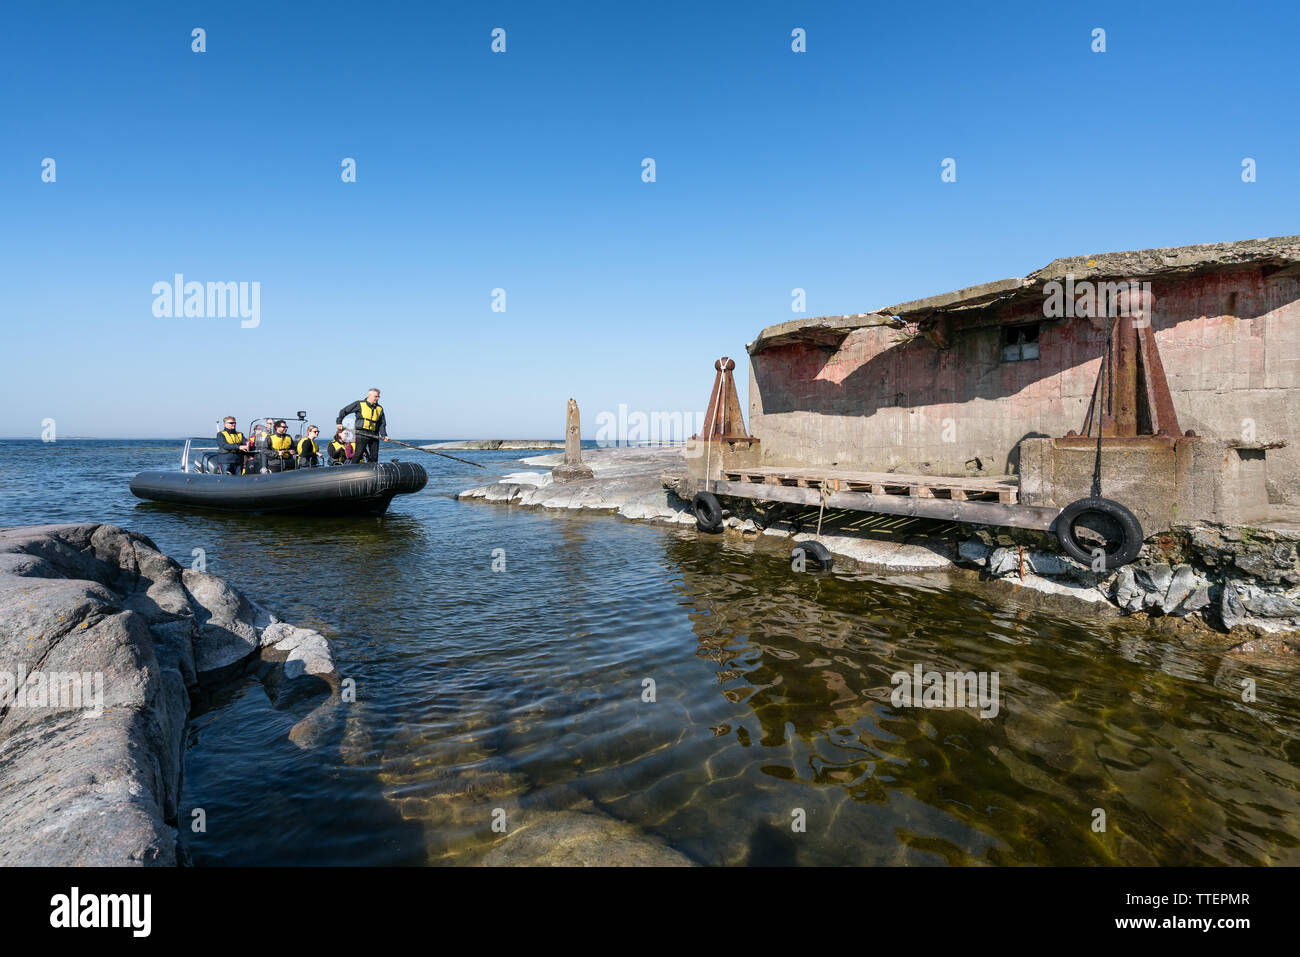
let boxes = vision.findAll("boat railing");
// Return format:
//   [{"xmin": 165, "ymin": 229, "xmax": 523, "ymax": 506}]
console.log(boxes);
[{"xmin": 181, "ymin": 438, "xmax": 222, "ymax": 474}]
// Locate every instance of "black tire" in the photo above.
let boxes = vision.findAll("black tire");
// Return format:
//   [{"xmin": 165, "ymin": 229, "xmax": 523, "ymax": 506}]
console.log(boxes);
[
  {"xmin": 791, "ymin": 540, "xmax": 834, "ymax": 571},
  {"xmin": 1054, "ymin": 497, "xmax": 1143, "ymax": 570},
  {"xmin": 693, "ymin": 491, "xmax": 723, "ymax": 533}
]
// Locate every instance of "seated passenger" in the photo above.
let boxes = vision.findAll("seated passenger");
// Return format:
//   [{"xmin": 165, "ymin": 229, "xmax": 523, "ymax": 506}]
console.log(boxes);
[
  {"xmin": 247, "ymin": 424, "xmax": 269, "ymax": 472},
  {"xmin": 328, "ymin": 426, "xmax": 353, "ymax": 465},
  {"xmin": 265, "ymin": 419, "xmax": 297, "ymax": 471},
  {"xmin": 215, "ymin": 416, "xmax": 251, "ymax": 475},
  {"xmin": 297, "ymin": 425, "xmax": 322, "ymax": 467}
]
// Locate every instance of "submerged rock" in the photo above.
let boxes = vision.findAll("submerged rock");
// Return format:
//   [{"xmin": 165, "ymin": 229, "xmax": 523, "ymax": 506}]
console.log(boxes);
[{"xmin": 476, "ymin": 810, "xmax": 694, "ymax": 866}]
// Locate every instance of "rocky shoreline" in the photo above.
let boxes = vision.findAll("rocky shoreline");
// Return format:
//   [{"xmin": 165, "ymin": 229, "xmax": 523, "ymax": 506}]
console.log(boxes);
[
  {"xmin": 422, "ymin": 440, "xmax": 564, "ymax": 451},
  {"xmin": 0, "ymin": 524, "xmax": 341, "ymax": 865},
  {"xmin": 459, "ymin": 447, "xmax": 1300, "ymax": 652}
]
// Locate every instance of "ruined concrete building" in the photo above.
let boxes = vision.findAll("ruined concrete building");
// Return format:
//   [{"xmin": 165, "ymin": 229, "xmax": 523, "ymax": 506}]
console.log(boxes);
[{"xmin": 692, "ymin": 236, "xmax": 1300, "ymax": 538}]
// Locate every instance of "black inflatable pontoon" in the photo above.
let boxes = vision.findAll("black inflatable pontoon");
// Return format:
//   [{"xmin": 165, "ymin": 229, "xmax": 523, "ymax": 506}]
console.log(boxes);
[{"xmin": 130, "ymin": 435, "xmax": 427, "ymax": 516}]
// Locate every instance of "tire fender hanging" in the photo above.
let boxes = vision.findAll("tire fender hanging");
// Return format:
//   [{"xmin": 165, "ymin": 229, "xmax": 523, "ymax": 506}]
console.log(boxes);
[
  {"xmin": 1054, "ymin": 497, "xmax": 1143, "ymax": 570},
  {"xmin": 692, "ymin": 491, "xmax": 724, "ymax": 533},
  {"xmin": 791, "ymin": 540, "xmax": 834, "ymax": 571}
]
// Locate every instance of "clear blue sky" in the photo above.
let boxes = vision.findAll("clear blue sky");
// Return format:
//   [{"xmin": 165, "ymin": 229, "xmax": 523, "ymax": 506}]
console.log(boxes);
[{"xmin": 2, "ymin": 0, "xmax": 1296, "ymax": 438}]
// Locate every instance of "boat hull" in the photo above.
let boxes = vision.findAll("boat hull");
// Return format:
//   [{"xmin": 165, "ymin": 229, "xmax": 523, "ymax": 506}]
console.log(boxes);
[{"xmin": 129, "ymin": 462, "xmax": 428, "ymax": 516}]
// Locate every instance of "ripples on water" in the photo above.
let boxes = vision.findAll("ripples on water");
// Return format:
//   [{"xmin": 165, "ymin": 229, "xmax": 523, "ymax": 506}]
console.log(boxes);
[{"xmin": 4, "ymin": 441, "xmax": 1299, "ymax": 865}]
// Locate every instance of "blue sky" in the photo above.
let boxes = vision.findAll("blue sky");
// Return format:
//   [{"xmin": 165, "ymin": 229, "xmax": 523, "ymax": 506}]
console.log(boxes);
[{"xmin": 2, "ymin": 0, "xmax": 1297, "ymax": 438}]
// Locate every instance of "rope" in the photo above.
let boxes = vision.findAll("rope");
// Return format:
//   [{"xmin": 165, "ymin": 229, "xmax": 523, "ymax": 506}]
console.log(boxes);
[
  {"xmin": 702, "ymin": 356, "xmax": 726, "ymax": 489},
  {"xmin": 1091, "ymin": 312, "xmax": 1116, "ymax": 498},
  {"xmin": 816, "ymin": 484, "xmax": 829, "ymax": 536}
]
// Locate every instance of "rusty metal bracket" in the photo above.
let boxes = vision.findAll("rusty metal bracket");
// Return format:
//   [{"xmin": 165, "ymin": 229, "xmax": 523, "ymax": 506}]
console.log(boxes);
[
  {"xmin": 1074, "ymin": 287, "xmax": 1185, "ymax": 441},
  {"xmin": 695, "ymin": 357, "xmax": 755, "ymax": 443}
]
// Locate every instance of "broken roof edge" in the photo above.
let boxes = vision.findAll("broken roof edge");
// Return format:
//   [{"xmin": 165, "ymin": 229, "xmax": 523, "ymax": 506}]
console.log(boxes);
[
  {"xmin": 747, "ymin": 235, "xmax": 1300, "ymax": 354},
  {"xmin": 746, "ymin": 312, "xmax": 900, "ymax": 355},
  {"xmin": 1028, "ymin": 234, "xmax": 1300, "ymax": 284},
  {"xmin": 747, "ymin": 236, "xmax": 1300, "ymax": 352}
]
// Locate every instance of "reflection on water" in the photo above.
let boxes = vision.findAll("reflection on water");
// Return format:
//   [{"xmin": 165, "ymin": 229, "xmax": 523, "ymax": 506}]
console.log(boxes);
[{"xmin": 4, "ymin": 441, "xmax": 1299, "ymax": 865}]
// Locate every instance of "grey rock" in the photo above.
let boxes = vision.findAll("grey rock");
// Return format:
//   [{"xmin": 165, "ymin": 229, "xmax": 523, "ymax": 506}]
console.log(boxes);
[
  {"xmin": 150, "ymin": 619, "xmax": 198, "ymax": 689},
  {"xmin": 1173, "ymin": 586, "xmax": 1212, "ymax": 616},
  {"xmin": 1219, "ymin": 584, "xmax": 1246, "ymax": 630},
  {"xmin": 987, "ymin": 547, "xmax": 1019, "ymax": 577},
  {"xmin": 1136, "ymin": 563, "xmax": 1173, "ymax": 596},
  {"xmin": 1112, "ymin": 566, "xmax": 1141, "ymax": 610},
  {"xmin": 0, "ymin": 522, "xmax": 341, "ymax": 865},
  {"xmin": 958, "ymin": 541, "xmax": 990, "ymax": 567},
  {"xmin": 1238, "ymin": 586, "xmax": 1300, "ymax": 618},
  {"xmin": 1234, "ymin": 551, "xmax": 1283, "ymax": 582},
  {"xmin": 1161, "ymin": 565, "xmax": 1196, "ymax": 614},
  {"xmin": 183, "ymin": 569, "xmax": 260, "ymax": 677},
  {"xmin": 1024, "ymin": 551, "xmax": 1087, "ymax": 578},
  {"xmin": 1189, "ymin": 526, "xmax": 1224, "ymax": 555}
]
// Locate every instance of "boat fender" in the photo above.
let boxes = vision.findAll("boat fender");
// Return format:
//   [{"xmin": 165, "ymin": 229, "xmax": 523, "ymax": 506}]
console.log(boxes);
[
  {"xmin": 1054, "ymin": 497, "xmax": 1143, "ymax": 570},
  {"xmin": 791, "ymin": 540, "xmax": 834, "ymax": 571},
  {"xmin": 692, "ymin": 491, "xmax": 723, "ymax": 533}
]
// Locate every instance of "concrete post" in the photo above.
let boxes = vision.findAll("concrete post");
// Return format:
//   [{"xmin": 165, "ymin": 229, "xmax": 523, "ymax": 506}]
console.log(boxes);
[{"xmin": 552, "ymin": 398, "xmax": 594, "ymax": 483}]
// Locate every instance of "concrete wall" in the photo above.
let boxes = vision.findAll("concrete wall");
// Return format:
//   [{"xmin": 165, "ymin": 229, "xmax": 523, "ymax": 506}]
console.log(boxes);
[{"xmin": 748, "ymin": 267, "xmax": 1300, "ymax": 504}]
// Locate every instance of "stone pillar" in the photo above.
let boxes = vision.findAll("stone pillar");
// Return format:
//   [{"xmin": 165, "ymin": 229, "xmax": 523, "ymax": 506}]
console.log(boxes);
[{"xmin": 552, "ymin": 398, "xmax": 594, "ymax": 483}]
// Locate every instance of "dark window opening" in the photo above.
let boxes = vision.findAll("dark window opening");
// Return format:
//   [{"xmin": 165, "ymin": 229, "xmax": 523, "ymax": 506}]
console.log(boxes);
[{"xmin": 1002, "ymin": 322, "xmax": 1040, "ymax": 362}]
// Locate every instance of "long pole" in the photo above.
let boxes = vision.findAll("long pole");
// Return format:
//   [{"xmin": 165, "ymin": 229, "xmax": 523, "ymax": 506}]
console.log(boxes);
[{"xmin": 378, "ymin": 437, "xmax": 487, "ymax": 468}]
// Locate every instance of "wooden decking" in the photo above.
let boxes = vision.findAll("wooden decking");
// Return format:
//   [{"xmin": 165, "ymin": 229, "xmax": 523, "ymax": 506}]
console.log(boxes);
[
  {"xmin": 699, "ymin": 465, "xmax": 1059, "ymax": 531},
  {"xmin": 719, "ymin": 467, "xmax": 1020, "ymax": 504}
]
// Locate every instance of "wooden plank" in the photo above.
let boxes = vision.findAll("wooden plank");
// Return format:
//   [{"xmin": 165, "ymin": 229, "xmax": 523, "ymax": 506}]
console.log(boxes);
[{"xmin": 709, "ymin": 480, "xmax": 1058, "ymax": 531}]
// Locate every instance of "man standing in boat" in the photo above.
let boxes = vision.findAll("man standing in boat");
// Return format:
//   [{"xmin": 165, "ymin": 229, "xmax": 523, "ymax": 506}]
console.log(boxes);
[{"xmin": 337, "ymin": 388, "xmax": 387, "ymax": 463}]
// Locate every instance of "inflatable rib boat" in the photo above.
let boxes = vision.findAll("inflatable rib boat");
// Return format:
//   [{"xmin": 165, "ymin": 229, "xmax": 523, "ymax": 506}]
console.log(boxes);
[{"xmin": 130, "ymin": 436, "xmax": 427, "ymax": 516}]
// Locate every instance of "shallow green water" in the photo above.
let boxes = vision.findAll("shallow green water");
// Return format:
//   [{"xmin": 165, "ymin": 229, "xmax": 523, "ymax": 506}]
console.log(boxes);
[{"xmin": 4, "ymin": 440, "xmax": 1298, "ymax": 865}]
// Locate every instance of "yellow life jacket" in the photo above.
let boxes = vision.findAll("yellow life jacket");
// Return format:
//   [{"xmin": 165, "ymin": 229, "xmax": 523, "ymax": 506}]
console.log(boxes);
[
  {"xmin": 220, "ymin": 429, "xmax": 244, "ymax": 446},
  {"xmin": 297, "ymin": 437, "xmax": 318, "ymax": 457},
  {"xmin": 356, "ymin": 400, "xmax": 383, "ymax": 434},
  {"xmin": 269, "ymin": 433, "xmax": 295, "ymax": 456},
  {"xmin": 329, "ymin": 440, "xmax": 346, "ymax": 456}
]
